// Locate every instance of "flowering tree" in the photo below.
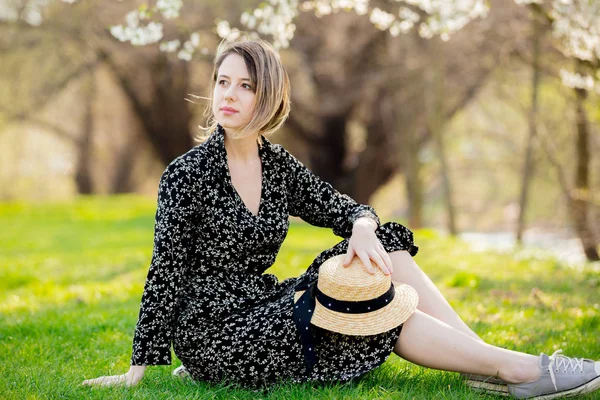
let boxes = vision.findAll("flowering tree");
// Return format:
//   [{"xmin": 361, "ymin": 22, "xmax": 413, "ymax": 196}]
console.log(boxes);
[
  {"xmin": 3, "ymin": 0, "xmax": 598, "ymax": 87},
  {"xmin": 517, "ymin": 0, "xmax": 600, "ymax": 92},
  {"xmin": 130, "ymin": 0, "xmax": 600, "ymax": 93},
  {"xmin": 2, "ymin": 0, "xmax": 598, "ymax": 258},
  {"xmin": 1, "ymin": 0, "xmax": 489, "ymax": 54}
]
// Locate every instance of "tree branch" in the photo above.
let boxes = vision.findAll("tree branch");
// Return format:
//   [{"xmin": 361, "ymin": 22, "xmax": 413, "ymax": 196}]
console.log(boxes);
[
  {"xmin": 527, "ymin": 3, "xmax": 554, "ymax": 26},
  {"xmin": 0, "ymin": 109, "xmax": 81, "ymax": 144},
  {"xmin": 2, "ymin": 55, "xmax": 106, "ymax": 118},
  {"xmin": 445, "ymin": 65, "xmax": 494, "ymax": 121},
  {"xmin": 97, "ymin": 47, "xmax": 150, "ymax": 131}
]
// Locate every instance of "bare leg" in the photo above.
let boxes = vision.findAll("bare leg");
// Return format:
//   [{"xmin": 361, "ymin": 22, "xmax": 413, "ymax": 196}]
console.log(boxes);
[
  {"xmin": 395, "ymin": 310, "xmax": 540, "ymax": 384},
  {"xmin": 390, "ymin": 250, "xmax": 483, "ymax": 342}
]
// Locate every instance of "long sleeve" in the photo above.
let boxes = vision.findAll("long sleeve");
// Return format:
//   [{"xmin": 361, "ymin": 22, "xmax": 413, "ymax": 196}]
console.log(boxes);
[
  {"xmin": 131, "ymin": 159, "xmax": 199, "ymax": 365},
  {"xmin": 279, "ymin": 145, "xmax": 380, "ymax": 238}
]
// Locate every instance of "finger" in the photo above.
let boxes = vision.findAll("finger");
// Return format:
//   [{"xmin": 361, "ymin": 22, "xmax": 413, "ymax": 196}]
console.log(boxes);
[
  {"xmin": 380, "ymin": 249, "xmax": 393, "ymax": 274},
  {"xmin": 369, "ymin": 251, "xmax": 389, "ymax": 275},
  {"xmin": 373, "ymin": 239, "xmax": 393, "ymax": 274},
  {"xmin": 343, "ymin": 246, "xmax": 355, "ymax": 266},
  {"xmin": 82, "ymin": 376, "xmax": 108, "ymax": 386},
  {"xmin": 101, "ymin": 375, "xmax": 126, "ymax": 386},
  {"xmin": 82, "ymin": 375, "xmax": 125, "ymax": 386},
  {"xmin": 357, "ymin": 251, "xmax": 376, "ymax": 274}
]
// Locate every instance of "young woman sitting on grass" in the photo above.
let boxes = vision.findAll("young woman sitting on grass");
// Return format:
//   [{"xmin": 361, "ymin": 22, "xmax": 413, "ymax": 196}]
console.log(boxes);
[{"xmin": 82, "ymin": 38, "xmax": 600, "ymax": 399}]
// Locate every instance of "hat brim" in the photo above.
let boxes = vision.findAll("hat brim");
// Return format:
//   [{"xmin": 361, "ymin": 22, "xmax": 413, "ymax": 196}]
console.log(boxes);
[{"xmin": 295, "ymin": 282, "xmax": 419, "ymax": 336}]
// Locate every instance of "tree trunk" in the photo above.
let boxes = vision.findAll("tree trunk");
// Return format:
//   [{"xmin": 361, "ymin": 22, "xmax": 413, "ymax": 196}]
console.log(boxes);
[
  {"xmin": 146, "ymin": 54, "xmax": 194, "ymax": 165},
  {"xmin": 571, "ymin": 82, "xmax": 599, "ymax": 261},
  {"xmin": 74, "ymin": 68, "xmax": 96, "ymax": 194},
  {"xmin": 426, "ymin": 38, "xmax": 457, "ymax": 235},
  {"xmin": 353, "ymin": 97, "xmax": 397, "ymax": 204},
  {"xmin": 516, "ymin": 16, "xmax": 541, "ymax": 244},
  {"xmin": 308, "ymin": 113, "xmax": 349, "ymax": 188},
  {"xmin": 103, "ymin": 49, "xmax": 194, "ymax": 167},
  {"xmin": 111, "ymin": 136, "xmax": 137, "ymax": 193},
  {"xmin": 404, "ymin": 123, "xmax": 423, "ymax": 229}
]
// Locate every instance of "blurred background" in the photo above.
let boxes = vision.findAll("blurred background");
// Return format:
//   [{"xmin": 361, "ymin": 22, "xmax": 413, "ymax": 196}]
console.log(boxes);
[{"xmin": 1, "ymin": 0, "xmax": 598, "ymax": 264}]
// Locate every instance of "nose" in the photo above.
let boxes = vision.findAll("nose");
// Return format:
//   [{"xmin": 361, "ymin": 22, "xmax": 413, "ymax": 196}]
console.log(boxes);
[{"xmin": 224, "ymin": 85, "xmax": 235, "ymax": 101}]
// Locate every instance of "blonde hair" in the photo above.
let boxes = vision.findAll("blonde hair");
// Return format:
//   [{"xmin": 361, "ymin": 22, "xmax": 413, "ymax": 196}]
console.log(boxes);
[{"xmin": 195, "ymin": 38, "xmax": 291, "ymax": 144}]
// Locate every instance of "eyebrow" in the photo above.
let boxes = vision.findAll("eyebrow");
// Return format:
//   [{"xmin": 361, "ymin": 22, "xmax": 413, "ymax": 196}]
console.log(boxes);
[{"xmin": 217, "ymin": 74, "xmax": 251, "ymax": 82}]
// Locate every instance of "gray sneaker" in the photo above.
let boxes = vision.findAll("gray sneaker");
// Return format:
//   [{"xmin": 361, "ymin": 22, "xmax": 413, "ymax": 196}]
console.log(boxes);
[
  {"xmin": 508, "ymin": 350, "xmax": 600, "ymax": 399},
  {"xmin": 172, "ymin": 365, "xmax": 191, "ymax": 378}
]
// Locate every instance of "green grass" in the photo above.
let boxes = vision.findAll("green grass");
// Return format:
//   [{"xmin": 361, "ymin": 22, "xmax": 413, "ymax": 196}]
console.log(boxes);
[{"xmin": 1, "ymin": 195, "xmax": 599, "ymax": 400}]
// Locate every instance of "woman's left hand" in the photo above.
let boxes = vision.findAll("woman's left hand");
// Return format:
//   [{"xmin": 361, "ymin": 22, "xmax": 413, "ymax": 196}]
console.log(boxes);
[{"xmin": 343, "ymin": 218, "xmax": 393, "ymax": 275}]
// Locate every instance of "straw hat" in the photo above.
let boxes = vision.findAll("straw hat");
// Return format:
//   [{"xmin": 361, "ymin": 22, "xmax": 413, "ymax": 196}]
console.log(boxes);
[{"xmin": 294, "ymin": 254, "xmax": 419, "ymax": 336}]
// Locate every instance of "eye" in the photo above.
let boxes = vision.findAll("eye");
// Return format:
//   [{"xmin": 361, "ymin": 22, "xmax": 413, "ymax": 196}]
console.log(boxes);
[
  {"xmin": 242, "ymin": 83, "xmax": 253, "ymax": 90},
  {"xmin": 218, "ymin": 79, "xmax": 228, "ymax": 86}
]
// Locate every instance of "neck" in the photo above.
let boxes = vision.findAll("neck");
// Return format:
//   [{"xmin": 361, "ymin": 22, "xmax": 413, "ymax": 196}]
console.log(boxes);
[{"xmin": 223, "ymin": 130, "xmax": 260, "ymax": 161}]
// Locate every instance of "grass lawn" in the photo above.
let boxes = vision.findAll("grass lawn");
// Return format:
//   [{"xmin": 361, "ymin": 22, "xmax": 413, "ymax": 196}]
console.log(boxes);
[{"xmin": 1, "ymin": 196, "xmax": 599, "ymax": 400}]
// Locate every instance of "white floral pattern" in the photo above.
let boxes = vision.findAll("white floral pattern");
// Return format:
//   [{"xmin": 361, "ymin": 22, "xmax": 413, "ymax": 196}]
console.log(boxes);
[{"xmin": 131, "ymin": 124, "xmax": 418, "ymax": 388}]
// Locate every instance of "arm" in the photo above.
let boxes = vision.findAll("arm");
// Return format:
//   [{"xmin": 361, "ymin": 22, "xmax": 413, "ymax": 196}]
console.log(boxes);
[
  {"xmin": 279, "ymin": 147, "xmax": 392, "ymax": 274},
  {"xmin": 131, "ymin": 160, "xmax": 199, "ymax": 366},
  {"xmin": 82, "ymin": 159, "xmax": 199, "ymax": 386},
  {"xmin": 282, "ymin": 147, "xmax": 380, "ymax": 238}
]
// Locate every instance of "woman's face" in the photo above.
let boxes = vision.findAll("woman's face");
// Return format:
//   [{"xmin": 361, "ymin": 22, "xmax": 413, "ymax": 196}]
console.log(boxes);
[{"xmin": 212, "ymin": 53, "xmax": 257, "ymax": 135}]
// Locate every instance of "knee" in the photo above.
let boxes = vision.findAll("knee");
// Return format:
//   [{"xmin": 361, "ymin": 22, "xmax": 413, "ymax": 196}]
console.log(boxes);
[{"xmin": 389, "ymin": 250, "xmax": 419, "ymax": 274}]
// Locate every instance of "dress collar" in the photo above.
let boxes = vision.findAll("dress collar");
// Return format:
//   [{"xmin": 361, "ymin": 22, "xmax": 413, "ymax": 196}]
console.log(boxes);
[{"xmin": 206, "ymin": 124, "xmax": 272, "ymax": 178}]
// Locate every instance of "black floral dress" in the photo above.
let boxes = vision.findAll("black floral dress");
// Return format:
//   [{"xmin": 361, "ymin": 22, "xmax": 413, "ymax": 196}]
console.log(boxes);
[{"xmin": 131, "ymin": 124, "xmax": 418, "ymax": 388}]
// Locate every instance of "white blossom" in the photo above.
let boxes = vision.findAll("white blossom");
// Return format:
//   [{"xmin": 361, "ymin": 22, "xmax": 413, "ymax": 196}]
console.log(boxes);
[
  {"xmin": 550, "ymin": 0, "xmax": 600, "ymax": 61},
  {"xmin": 177, "ymin": 49, "xmax": 193, "ymax": 61},
  {"xmin": 239, "ymin": 0, "xmax": 298, "ymax": 49},
  {"xmin": 23, "ymin": 5, "xmax": 43, "ymax": 25},
  {"xmin": 419, "ymin": 22, "xmax": 434, "ymax": 39},
  {"xmin": 111, "ymin": 20, "xmax": 164, "ymax": 46},
  {"xmin": 158, "ymin": 32, "xmax": 202, "ymax": 59},
  {"xmin": 300, "ymin": 0, "xmax": 487, "ymax": 42},
  {"xmin": 125, "ymin": 10, "xmax": 140, "ymax": 28},
  {"xmin": 190, "ymin": 32, "xmax": 200, "ymax": 47},
  {"xmin": 370, "ymin": 8, "xmax": 395, "ymax": 30},
  {"xmin": 217, "ymin": 20, "xmax": 239, "ymax": 40},
  {"xmin": 353, "ymin": 1, "xmax": 368, "ymax": 15},
  {"xmin": 241, "ymin": 11, "xmax": 257, "ymax": 29},
  {"xmin": 560, "ymin": 69, "xmax": 600, "ymax": 93},
  {"xmin": 514, "ymin": 0, "xmax": 543, "ymax": 4},
  {"xmin": 159, "ymin": 39, "xmax": 181, "ymax": 52},
  {"xmin": 0, "ymin": 0, "xmax": 82, "ymax": 24},
  {"xmin": 403, "ymin": 0, "xmax": 489, "ymax": 38},
  {"xmin": 241, "ymin": 11, "xmax": 250, "ymax": 25},
  {"xmin": 315, "ymin": 2, "xmax": 332, "ymax": 16},
  {"xmin": 300, "ymin": 0, "xmax": 368, "ymax": 15},
  {"xmin": 399, "ymin": 7, "xmax": 420, "ymax": 23},
  {"xmin": 14, "ymin": 0, "xmax": 49, "ymax": 26},
  {"xmin": 156, "ymin": 0, "xmax": 183, "ymax": 19},
  {"xmin": 0, "ymin": 4, "xmax": 19, "ymax": 22},
  {"xmin": 11, "ymin": 0, "xmax": 600, "ymax": 76}
]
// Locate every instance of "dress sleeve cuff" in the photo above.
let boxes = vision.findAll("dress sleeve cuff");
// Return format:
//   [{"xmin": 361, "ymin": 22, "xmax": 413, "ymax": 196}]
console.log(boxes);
[
  {"xmin": 131, "ymin": 345, "xmax": 172, "ymax": 366},
  {"xmin": 350, "ymin": 209, "xmax": 381, "ymax": 230}
]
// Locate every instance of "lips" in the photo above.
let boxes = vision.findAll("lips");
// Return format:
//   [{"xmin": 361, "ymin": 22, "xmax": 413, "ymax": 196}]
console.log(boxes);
[{"xmin": 220, "ymin": 107, "xmax": 238, "ymax": 113}]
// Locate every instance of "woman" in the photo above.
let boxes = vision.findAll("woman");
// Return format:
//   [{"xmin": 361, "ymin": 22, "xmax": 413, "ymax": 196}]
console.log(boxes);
[{"xmin": 82, "ymin": 39, "xmax": 600, "ymax": 399}]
